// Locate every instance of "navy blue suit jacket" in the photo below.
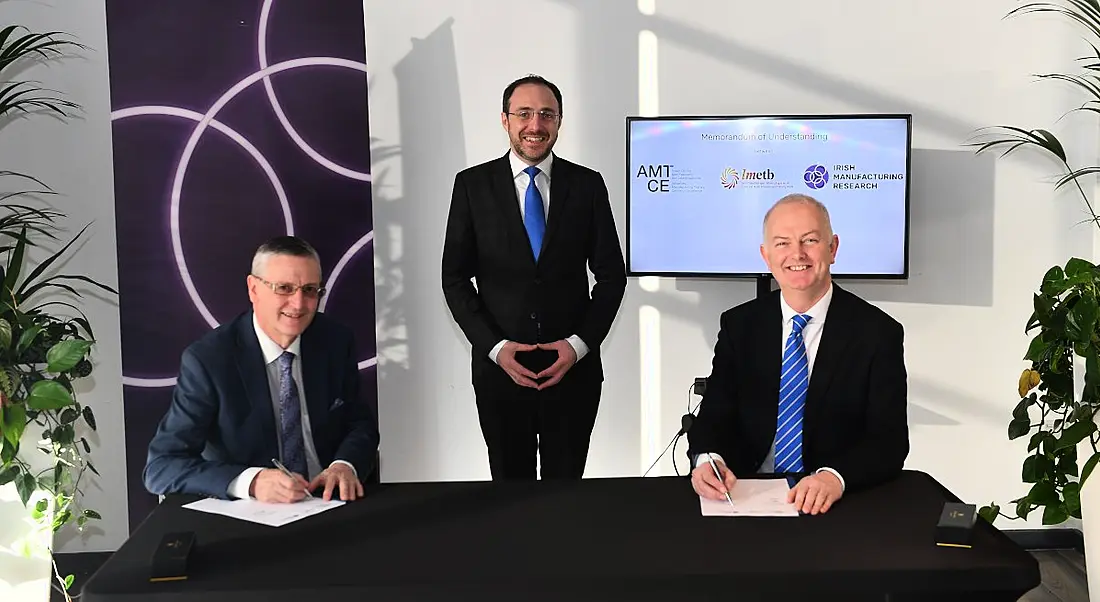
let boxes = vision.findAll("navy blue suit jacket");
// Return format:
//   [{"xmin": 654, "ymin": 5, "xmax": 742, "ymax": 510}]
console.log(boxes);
[{"xmin": 143, "ymin": 311, "xmax": 379, "ymax": 499}]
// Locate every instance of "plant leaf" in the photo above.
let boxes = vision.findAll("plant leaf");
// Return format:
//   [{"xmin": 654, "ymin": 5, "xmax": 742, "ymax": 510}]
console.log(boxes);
[
  {"xmin": 1009, "ymin": 417, "xmax": 1032, "ymax": 439},
  {"xmin": 0, "ymin": 463, "xmax": 19, "ymax": 486},
  {"xmin": 1083, "ymin": 451, "xmax": 1100, "ymax": 486},
  {"xmin": 0, "ymin": 317, "xmax": 12, "ymax": 351},
  {"xmin": 15, "ymin": 472, "xmax": 34, "ymax": 506},
  {"xmin": 978, "ymin": 504, "xmax": 1000, "ymax": 523},
  {"xmin": 25, "ymin": 379, "xmax": 73, "ymax": 410},
  {"xmin": 81, "ymin": 406, "xmax": 95, "ymax": 431},
  {"xmin": 2, "ymin": 402, "xmax": 24, "ymax": 446},
  {"xmin": 1056, "ymin": 419, "xmax": 1097, "ymax": 451},
  {"xmin": 45, "ymin": 339, "xmax": 91, "ymax": 373},
  {"xmin": 1043, "ymin": 502, "xmax": 1070, "ymax": 525},
  {"xmin": 58, "ymin": 407, "xmax": 79, "ymax": 424}
]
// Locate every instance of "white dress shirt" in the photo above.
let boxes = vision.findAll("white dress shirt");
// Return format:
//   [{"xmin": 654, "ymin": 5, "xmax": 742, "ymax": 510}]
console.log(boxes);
[
  {"xmin": 487, "ymin": 150, "xmax": 589, "ymax": 364},
  {"xmin": 698, "ymin": 284, "xmax": 846, "ymax": 492},
  {"xmin": 225, "ymin": 314, "xmax": 356, "ymax": 499}
]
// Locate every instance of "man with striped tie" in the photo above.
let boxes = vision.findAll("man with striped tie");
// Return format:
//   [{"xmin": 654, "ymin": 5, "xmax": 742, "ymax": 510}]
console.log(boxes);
[{"xmin": 687, "ymin": 194, "xmax": 908, "ymax": 515}]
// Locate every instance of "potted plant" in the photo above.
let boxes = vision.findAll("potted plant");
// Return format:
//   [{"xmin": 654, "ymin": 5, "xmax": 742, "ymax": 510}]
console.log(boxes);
[
  {"xmin": 0, "ymin": 24, "xmax": 116, "ymax": 602},
  {"xmin": 970, "ymin": 0, "xmax": 1100, "ymax": 528}
]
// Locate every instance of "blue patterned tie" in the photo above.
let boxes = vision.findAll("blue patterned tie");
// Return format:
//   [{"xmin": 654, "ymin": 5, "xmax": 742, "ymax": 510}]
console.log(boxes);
[
  {"xmin": 277, "ymin": 351, "xmax": 307, "ymax": 476},
  {"xmin": 775, "ymin": 314, "xmax": 811, "ymax": 473},
  {"xmin": 523, "ymin": 165, "xmax": 546, "ymax": 261}
]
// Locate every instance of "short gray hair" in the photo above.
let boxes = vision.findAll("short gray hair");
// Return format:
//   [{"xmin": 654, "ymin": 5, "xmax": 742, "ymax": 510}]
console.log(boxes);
[
  {"xmin": 250, "ymin": 236, "xmax": 322, "ymax": 279},
  {"xmin": 762, "ymin": 193, "xmax": 833, "ymax": 240}
]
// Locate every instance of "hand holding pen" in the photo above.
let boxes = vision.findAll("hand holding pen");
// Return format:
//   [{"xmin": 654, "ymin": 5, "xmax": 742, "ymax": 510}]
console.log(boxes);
[
  {"xmin": 246, "ymin": 459, "xmax": 314, "ymax": 503},
  {"xmin": 706, "ymin": 455, "xmax": 735, "ymax": 507},
  {"xmin": 690, "ymin": 453, "xmax": 738, "ymax": 505},
  {"xmin": 271, "ymin": 458, "xmax": 314, "ymax": 499}
]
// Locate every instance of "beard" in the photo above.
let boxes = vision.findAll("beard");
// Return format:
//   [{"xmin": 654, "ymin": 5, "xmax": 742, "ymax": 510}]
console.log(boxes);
[{"xmin": 511, "ymin": 130, "xmax": 554, "ymax": 164}]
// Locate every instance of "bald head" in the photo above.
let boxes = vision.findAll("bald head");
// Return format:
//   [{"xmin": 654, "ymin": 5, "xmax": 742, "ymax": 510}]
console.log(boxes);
[{"xmin": 762, "ymin": 194, "xmax": 833, "ymax": 241}]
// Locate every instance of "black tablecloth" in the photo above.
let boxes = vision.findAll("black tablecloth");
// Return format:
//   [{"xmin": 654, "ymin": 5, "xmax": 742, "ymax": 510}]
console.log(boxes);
[{"xmin": 82, "ymin": 470, "xmax": 1040, "ymax": 601}]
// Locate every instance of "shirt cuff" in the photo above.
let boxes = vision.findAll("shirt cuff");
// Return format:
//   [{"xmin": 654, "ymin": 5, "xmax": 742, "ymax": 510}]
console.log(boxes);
[
  {"xmin": 815, "ymin": 467, "xmax": 845, "ymax": 493},
  {"xmin": 566, "ymin": 335, "xmax": 589, "ymax": 362},
  {"xmin": 489, "ymin": 340, "xmax": 507, "ymax": 364},
  {"xmin": 694, "ymin": 452, "xmax": 724, "ymax": 469},
  {"xmin": 331, "ymin": 459, "xmax": 358, "ymax": 479},
  {"xmin": 227, "ymin": 467, "xmax": 265, "ymax": 500}
]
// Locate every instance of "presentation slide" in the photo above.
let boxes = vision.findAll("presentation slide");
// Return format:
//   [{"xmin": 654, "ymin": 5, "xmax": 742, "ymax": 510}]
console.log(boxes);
[{"xmin": 627, "ymin": 116, "xmax": 910, "ymax": 277}]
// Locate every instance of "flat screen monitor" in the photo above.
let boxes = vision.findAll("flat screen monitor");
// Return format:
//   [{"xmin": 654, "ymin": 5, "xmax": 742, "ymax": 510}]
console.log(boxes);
[{"xmin": 625, "ymin": 114, "xmax": 912, "ymax": 278}]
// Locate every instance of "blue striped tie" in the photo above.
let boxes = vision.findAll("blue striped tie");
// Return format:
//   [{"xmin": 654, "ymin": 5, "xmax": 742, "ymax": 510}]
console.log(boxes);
[
  {"xmin": 775, "ymin": 314, "xmax": 811, "ymax": 473},
  {"xmin": 523, "ymin": 165, "xmax": 545, "ymax": 261}
]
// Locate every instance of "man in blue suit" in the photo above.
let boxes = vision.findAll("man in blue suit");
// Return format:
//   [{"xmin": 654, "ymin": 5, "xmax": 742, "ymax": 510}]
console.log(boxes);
[{"xmin": 144, "ymin": 236, "xmax": 379, "ymax": 503}]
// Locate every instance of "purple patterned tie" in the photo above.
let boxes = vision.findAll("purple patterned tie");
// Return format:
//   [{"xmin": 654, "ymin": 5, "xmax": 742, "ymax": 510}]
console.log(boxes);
[{"xmin": 277, "ymin": 351, "xmax": 307, "ymax": 476}]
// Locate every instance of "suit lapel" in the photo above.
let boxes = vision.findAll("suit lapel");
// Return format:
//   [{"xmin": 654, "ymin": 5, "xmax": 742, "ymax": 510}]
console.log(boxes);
[
  {"xmin": 235, "ymin": 315, "xmax": 277, "ymax": 459},
  {"xmin": 489, "ymin": 153, "xmax": 535, "ymax": 264},
  {"xmin": 541, "ymin": 155, "xmax": 570, "ymax": 259},
  {"xmin": 805, "ymin": 286, "xmax": 855, "ymax": 426},
  {"xmin": 299, "ymin": 325, "xmax": 329, "ymax": 428},
  {"xmin": 758, "ymin": 294, "xmax": 783, "ymax": 433}
]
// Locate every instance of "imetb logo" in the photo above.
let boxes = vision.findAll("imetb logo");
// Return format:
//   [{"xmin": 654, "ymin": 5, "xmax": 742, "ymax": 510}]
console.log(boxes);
[
  {"xmin": 720, "ymin": 167, "xmax": 739, "ymax": 189},
  {"xmin": 804, "ymin": 164, "xmax": 829, "ymax": 190},
  {"xmin": 720, "ymin": 167, "xmax": 776, "ymax": 190}
]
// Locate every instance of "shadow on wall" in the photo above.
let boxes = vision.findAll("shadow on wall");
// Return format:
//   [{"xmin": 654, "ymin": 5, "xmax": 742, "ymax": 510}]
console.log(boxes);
[
  {"xmin": 547, "ymin": 0, "xmax": 981, "ymax": 141},
  {"xmin": 374, "ymin": 17, "xmax": 469, "ymax": 480},
  {"xmin": 846, "ymin": 148, "xmax": 996, "ymax": 308},
  {"xmin": 555, "ymin": 0, "xmax": 644, "ymax": 478}
]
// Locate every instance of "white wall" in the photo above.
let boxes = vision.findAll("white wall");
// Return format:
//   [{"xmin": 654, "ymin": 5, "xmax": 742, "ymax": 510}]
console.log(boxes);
[
  {"xmin": 364, "ymin": 0, "xmax": 1097, "ymax": 529},
  {"xmin": 0, "ymin": 1, "xmax": 125, "ymax": 552}
]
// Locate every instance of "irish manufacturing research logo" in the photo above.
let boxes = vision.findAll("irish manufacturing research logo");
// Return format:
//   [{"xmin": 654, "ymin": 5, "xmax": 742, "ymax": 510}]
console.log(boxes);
[
  {"xmin": 804, "ymin": 164, "xmax": 829, "ymax": 189},
  {"xmin": 806, "ymin": 163, "xmax": 905, "ymax": 190},
  {"xmin": 720, "ymin": 167, "xmax": 739, "ymax": 189}
]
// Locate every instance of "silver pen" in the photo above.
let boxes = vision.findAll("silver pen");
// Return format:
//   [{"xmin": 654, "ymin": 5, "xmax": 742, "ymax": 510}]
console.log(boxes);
[
  {"xmin": 271, "ymin": 458, "xmax": 314, "ymax": 498},
  {"xmin": 706, "ymin": 454, "xmax": 735, "ymax": 507}
]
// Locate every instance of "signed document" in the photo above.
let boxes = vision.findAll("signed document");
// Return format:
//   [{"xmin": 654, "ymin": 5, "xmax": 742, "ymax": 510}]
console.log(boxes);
[
  {"xmin": 700, "ymin": 478, "xmax": 800, "ymax": 517},
  {"xmin": 183, "ymin": 497, "xmax": 345, "ymax": 527}
]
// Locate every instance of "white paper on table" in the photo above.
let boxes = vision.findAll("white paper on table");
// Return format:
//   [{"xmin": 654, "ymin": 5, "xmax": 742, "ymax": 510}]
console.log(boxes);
[
  {"xmin": 699, "ymin": 478, "xmax": 800, "ymax": 517},
  {"xmin": 182, "ymin": 496, "xmax": 345, "ymax": 527}
]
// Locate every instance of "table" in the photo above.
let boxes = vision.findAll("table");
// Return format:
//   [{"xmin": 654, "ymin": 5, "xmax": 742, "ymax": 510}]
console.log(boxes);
[{"xmin": 81, "ymin": 470, "xmax": 1041, "ymax": 601}]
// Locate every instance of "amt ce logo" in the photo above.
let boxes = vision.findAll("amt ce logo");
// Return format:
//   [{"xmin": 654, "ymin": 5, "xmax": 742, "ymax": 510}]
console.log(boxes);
[{"xmin": 636, "ymin": 164, "xmax": 672, "ymax": 193}]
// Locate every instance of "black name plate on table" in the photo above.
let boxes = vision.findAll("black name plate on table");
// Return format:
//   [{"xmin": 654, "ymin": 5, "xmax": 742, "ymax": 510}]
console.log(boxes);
[{"xmin": 936, "ymin": 502, "xmax": 978, "ymax": 548}]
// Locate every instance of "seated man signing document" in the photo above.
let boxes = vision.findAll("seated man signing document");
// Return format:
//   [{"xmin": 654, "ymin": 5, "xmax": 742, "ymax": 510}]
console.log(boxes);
[
  {"xmin": 144, "ymin": 236, "xmax": 379, "ymax": 503},
  {"xmin": 687, "ymin": 194, "xmax": 909, "ymax": 515}
]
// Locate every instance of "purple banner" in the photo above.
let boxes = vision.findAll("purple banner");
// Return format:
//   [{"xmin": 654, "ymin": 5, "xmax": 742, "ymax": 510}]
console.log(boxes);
[{"xmin": 104, "ymin": 0, "xmax": 376, "ymax": 528}]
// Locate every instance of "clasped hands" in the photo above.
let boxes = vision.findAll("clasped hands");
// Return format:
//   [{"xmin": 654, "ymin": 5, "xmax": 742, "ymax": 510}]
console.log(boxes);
[
  {"xmin": 498, "ymin": 339, "xmax": 576, "ymax": 389},
  {"xmin": 250, "ymin": 462, "xmax": 363, "ymax": 504},
  {"xmin": 690, "ymin": 458, "xmax": 843, "ymax": 515}
]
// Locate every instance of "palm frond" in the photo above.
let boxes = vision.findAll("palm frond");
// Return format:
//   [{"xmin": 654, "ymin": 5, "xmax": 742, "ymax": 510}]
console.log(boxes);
[{"xmin": 964, "ymin": 126, "xmax": 1068, "ymax": 162}]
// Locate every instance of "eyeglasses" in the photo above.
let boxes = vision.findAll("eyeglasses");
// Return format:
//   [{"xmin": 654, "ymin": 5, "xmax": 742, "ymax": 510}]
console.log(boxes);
[
  {"xmin": 507, "ymin": 110, "xmax": 560, "ymax": 122},
  {"xmin": 252, "ymin": 275, "xmax": 326, "ymax": 298}
]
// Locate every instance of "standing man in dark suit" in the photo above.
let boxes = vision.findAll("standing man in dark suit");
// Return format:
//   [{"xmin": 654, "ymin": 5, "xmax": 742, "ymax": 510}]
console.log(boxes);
[
  {"xmin": 144, "ymin": 236, "xmax": 379, "ymax": 503},
  {"xmin": 688, "ymin": 194, "xmax": 908, "ymax": 514},
  {"xmin": 442, "ymin": 74, "xmax": 627, "ymax": 480}
]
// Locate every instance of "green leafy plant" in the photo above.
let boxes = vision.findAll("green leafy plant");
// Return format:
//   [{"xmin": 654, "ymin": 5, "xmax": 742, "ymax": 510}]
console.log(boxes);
[
  {"xmin": 968, "ymin": 0, "xmax": 1100, "ymax": 526},
  {"xmin": 0, "ymin": 24, "xmax": 115, "ymax": 601}
]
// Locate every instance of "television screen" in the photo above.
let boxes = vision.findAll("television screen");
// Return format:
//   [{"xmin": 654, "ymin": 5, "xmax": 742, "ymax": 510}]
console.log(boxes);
[{"xmin": 626, "ymin": 114, "xmax": 911, "ymax": 278}]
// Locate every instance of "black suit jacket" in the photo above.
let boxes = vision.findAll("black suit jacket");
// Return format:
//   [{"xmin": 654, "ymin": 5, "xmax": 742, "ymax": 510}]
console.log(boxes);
[
  {"xmin": 442, "ymin": 152, "xmax": 626, "ymax": 385},
  {"xmin": 687, "ymin": 285, "xmax": 908, "ymax": 492},
  {"xmin": 143, "ymin": 311, "xmax": 379, "ymax": 498}
]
